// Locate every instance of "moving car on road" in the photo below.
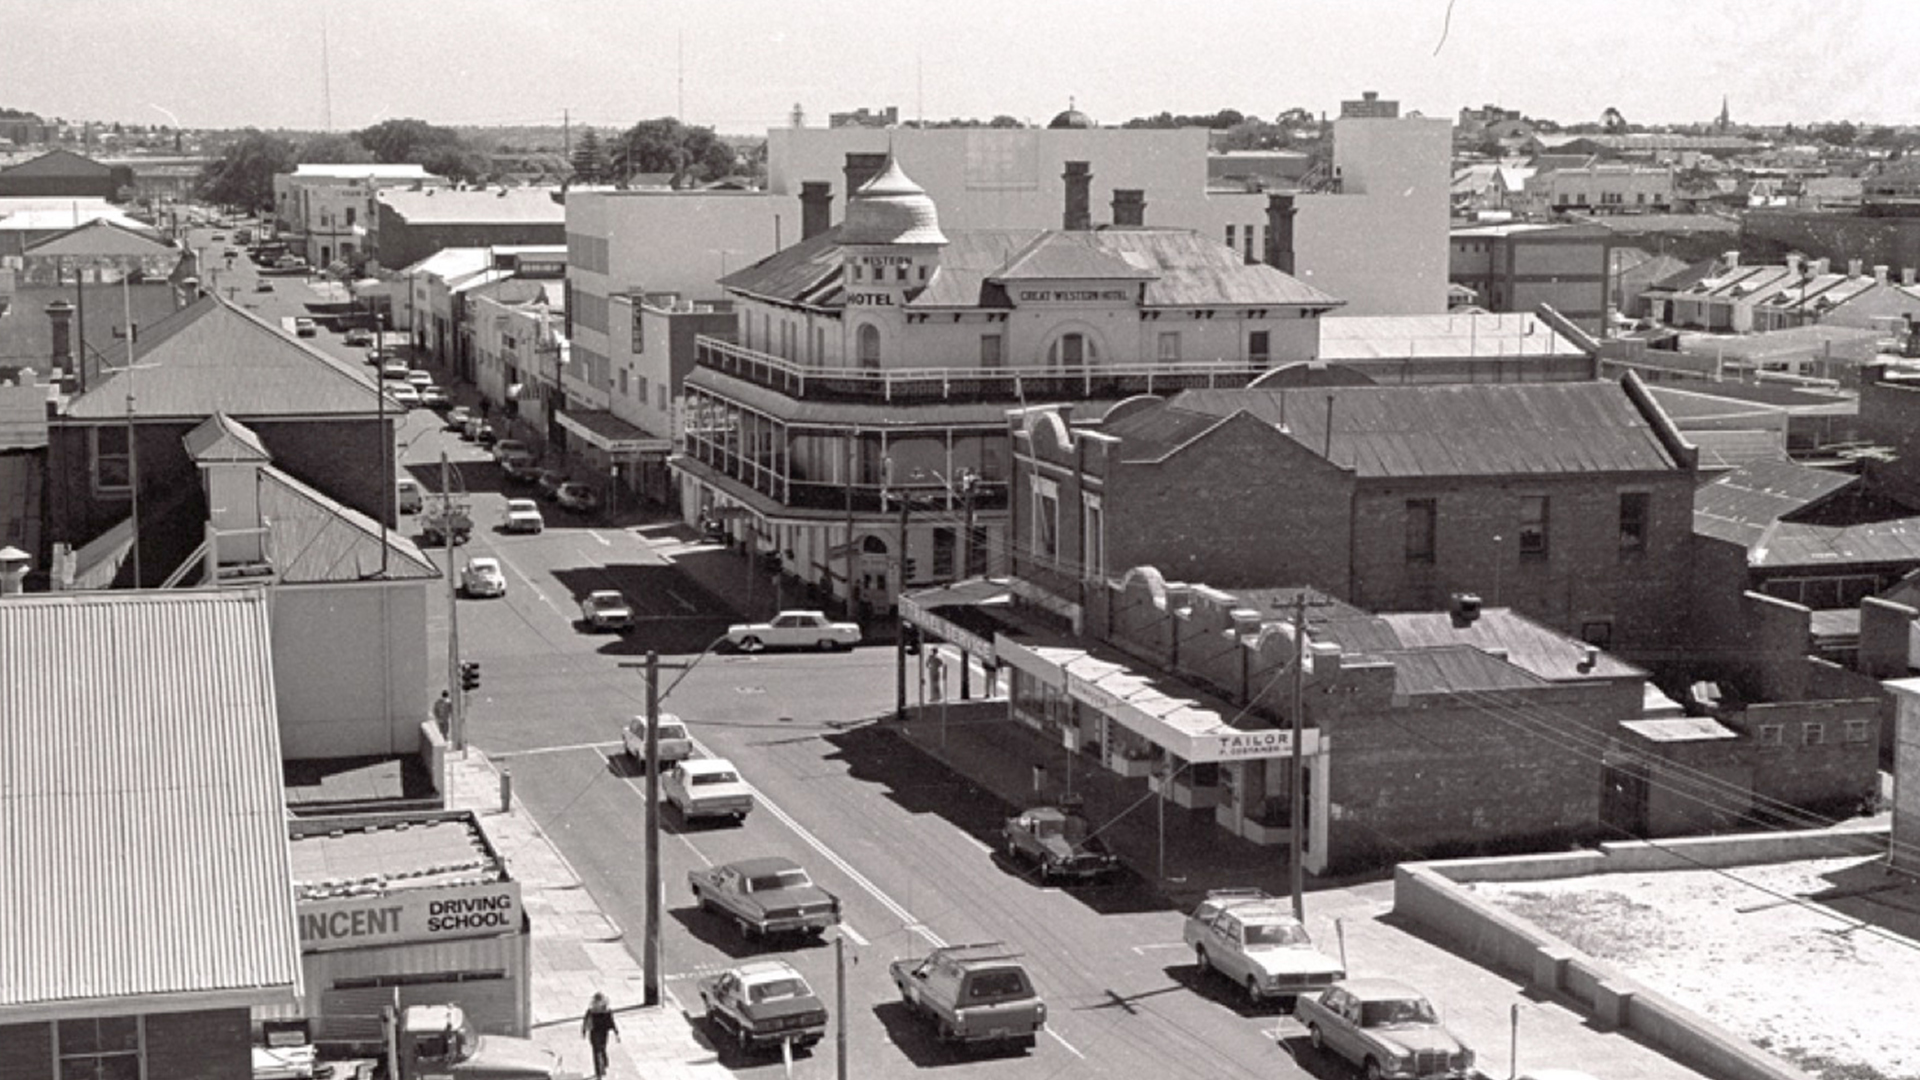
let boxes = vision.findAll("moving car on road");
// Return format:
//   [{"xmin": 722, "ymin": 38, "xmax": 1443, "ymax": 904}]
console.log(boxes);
[
  {"xmin": 1002, "ymin": 802, "xmax": 1120, "ymax": 883},
  {"xmin": 387, "ymin": 384, "xmax": 422, "ymax": 409},
  {"xmin": 492, "ymin": 438, "xmax": 532, "ymax": 464},
  {"xmin": 698, "ymin": 961, "xmax": 828, "ymax": 1056},
  {"xmin": 1184, "ymin": 887, "xmax": 1346, "ymax": 1004},
  {"xmin": 664, "ymin": 758, "xmax": 753, "ymax": 823},
  {"xmin": 621, "ymin": 713, "xmax": 693, "ymax": 765},
  {"xmin": 420, "ymin": 497, "xmax": 472, "ymax": 546},
  {"xmin": 535, "ymin": 469, "xmax": 568, "ymax": 501},
  {"xmin": 555, "ymin": 482, "xmax": 600, "ymax": 514},
  {"xmin": 293, "ymin": 317, "xmax": 317, "ymax": 337},
  {"xmin": 689, "ymin": 856, "xmax": 840, "ymax": 940},
  {"xmin": 459, "ymin": 557, "xmax": 506, "ymax": 598},
  {"xmin": 445, "ymin": 406, "xmax": 471, "ymax": 431},
  {"xmin": 577, "ymin": 590, "xmax": 633, "ymax": 633},
  {"xmin": 889, "ymin": 942, "xmax": 1046, "ymax": 1050},
  {"xmin": 419, "ymin": 384, "xmax": 450, "ymax": 409},
  {"xmin": 501, "ymin": 498, "xmax": 545, "ymax": 534},
  {"xmin": 343, "ymin": 327, "xmax": 374, "ymax": 347},
  {"xmin": 1295, "ymin": 979, "xmax": 1475, "ymax": 1080},
  {"xmin": 725, "ymin": 610, "xmax": 861, "ymax": 653}
]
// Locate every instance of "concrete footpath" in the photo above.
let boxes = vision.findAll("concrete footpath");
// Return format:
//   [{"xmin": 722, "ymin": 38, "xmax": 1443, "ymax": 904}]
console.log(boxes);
[{"xmin": 445, "ymin": 748, "xmax": 729, "ymax": 1080}]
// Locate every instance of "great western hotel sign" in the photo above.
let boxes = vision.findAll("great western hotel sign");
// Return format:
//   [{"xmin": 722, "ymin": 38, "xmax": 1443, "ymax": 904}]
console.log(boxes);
[
  {"xmin": 1015, "ymin": 288, "xmax": 1131, "ymax": 303},
  {"xmin": 297, "ymin": 881, "xmax": 523, "ymax": 953}
]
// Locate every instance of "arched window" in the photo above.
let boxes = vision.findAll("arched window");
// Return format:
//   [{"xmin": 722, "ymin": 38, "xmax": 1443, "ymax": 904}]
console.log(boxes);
[{"xmin": 857, "ymin": 324, "xmax": 881, "ymax": 369}]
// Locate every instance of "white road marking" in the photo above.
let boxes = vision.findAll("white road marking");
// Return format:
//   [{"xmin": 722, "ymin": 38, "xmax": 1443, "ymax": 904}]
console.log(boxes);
[
  {"xmin": 665, "ymin": 588, "xmax": 698, "ymax": 613},
  {"xmin": 509, "ymin": 740, "xmax": 624, "ymax": 758},
  {"xmin": 689, "ymin": 735, "xmax": 944, "ymax": 947},
  {"xmin": 840, "ymin": 922, "xmax": 869, "ymax": 947},
  {"xmin": 1048, "ymin": 1028, "xmax": 1086, "ymax": 1058},
  {"xmin": 587, "ymin": 530, "xmax": 611, "ymax": 547},
  {"xmin": 488, "ymin": 549, "xmax": 559, "ymax": 613},
  {"xmin": 961, "ymin": 835, "xmax": 993, "ymax": 853},
  {"xmin": 1129, "ymin": 942, "xmax": 1191, "ymax": 956}
]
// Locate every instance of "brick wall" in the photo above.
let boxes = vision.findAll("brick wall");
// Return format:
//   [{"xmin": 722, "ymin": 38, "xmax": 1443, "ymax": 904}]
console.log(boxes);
[
  {"xmin": 1860, "ymin": 368, "xmax": 1920, "ymax": 509},
  {"xmin": 0, "ymin": 1023, "xmax": 52, "ymax": 1080},
  {"xmin": 145, "ymin": 1008, "xmax": 252, "ymax": 1080}
]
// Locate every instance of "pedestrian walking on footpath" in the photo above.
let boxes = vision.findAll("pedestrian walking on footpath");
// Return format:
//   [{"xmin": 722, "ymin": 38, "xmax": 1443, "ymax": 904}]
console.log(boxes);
[
  {"xmin": 431, "ymin": 691, "xmax": 453, "ymax": 732},
  {"xmin": 581, "ymin": 992, "xmax": 619, "ymax": 1079}
]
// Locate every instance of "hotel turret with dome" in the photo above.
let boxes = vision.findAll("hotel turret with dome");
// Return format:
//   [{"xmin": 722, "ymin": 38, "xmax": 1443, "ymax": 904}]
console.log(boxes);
[{"xmin": 675, "ymin": 158, "xmax": 1342, "ymax": 614}]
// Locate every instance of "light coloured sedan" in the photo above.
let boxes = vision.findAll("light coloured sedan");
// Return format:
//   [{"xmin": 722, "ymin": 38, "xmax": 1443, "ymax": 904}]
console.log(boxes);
[
  {"xmin": 578, "ymin": 589, "xmax": 634, "ymax": 633},
  {"xmin": 726, "ymin": 610, "xmax": 862, "ymax": 653},
  {"xmin": 664, "ymin": 758, "xmax": 754, "ymax": 823},
  {"xmin": 502, "ymin": 498, "xmax": 545, "ymax": 534},
  {"xmin": 621, "ymin": 713, "xmax": 693, "ymax": 765},
  {"xmin": 459, "ymin": 557, "xmax": 506, "ymax": 598},
  {"xmin": 387, "ymin": 384, "xmax": 422, "ymax": 409}
]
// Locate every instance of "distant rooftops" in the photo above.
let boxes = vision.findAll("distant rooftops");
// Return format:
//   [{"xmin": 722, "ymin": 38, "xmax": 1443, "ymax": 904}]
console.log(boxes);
[
  {"xmin": 290, "ymin": 163, "xmax": 440, "ymax": 182},
  {"xmin": 377, "ymin": 186, "xmax": 566, "ymax": 225}
]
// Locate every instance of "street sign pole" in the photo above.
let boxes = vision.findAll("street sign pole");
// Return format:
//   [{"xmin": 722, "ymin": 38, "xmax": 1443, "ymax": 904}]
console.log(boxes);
[{"xmin": 644, "ymin": 650, "xmax": 662, "ymax": 1008}]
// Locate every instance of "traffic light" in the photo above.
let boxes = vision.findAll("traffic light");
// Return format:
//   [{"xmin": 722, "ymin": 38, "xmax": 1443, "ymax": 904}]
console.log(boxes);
[{"xmin": 460, "ymin": 660, "xmax": 481, "ymax": 692}]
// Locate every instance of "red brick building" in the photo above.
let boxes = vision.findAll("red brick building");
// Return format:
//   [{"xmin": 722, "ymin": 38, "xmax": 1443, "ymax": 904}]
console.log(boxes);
[{"xmin": 1007, "ymin": 372, "xmax": 1699, "ymax": 660}]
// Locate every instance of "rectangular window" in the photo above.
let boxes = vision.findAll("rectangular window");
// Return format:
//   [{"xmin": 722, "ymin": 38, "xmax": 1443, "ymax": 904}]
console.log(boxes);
[
  {"xmin": 1757, "ymin": 723, "xmax": 1784, "ymax": 746},
  {"xmin": 1082, "ymin": 494, "xmax": 1104, "ymax": 579},
  {"xmin": 619, "ymin": 369, "xmax": 629, "ymax": 396},
  {"xmin": 932, "ymin": 527, "xmax": 956, "ymax": 578},
  {"xmin": 658, "ymin": 385, "xmax": 668, "ymax": 411},
  {"xmin": 1802, "ymin": 722, "xmax": 1825, "ymax": 746},
  {"xmin": 1519, "ymin": 495, "xmax": 1549, "ymax": 557},
  {"xmin": 1225, "ymin": 224, "xmax": 1237, "ymax": 251},
  {"xmin": 58, "ymin": 1015, "xmax": 142, "ymax": 1080},
  {"xmin": 1033, "ymin": 477, "xmax": 1059, "ymax": 562},
  {"xmin": 1619, "ymin": 491, "xmax": 1650, "ymax": 554},
  {"xmin": 1157, "ymin": 331, "xmax": 1181, "ymax": 362},
  {"xmin": 636, "ymin": 375, "xmax": 648, "ymax": 403},
  {"xmin": 1248, "ymin": 330, "xmax": 1270, "ymax": 364},
  {"xmin": 1580, "ymin": 620, "xmax": 1613, "ymax": 649},
  {"xmin": 1844, "ymin": 719, "xmax": 1871, "ymax": 744},
  {"xmin": 980, "ymin": 333, "xmax": 1004, "ymax": 368},
  {"xmin": 631, "ymin": 304, "xmax": 645, "ymax": 352},
  {"xmin": 92, "ymin": 425, "xmax": 131, "ymax": 494},
  {"xmin": 1405, "ymin": 499, "xmax": 1436, "ymax": 562}
]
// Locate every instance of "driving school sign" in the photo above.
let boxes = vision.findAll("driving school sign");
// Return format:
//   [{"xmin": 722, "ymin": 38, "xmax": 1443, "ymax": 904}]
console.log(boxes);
[{"xmin": 297, "ymin": 881, "xmax": 523, "ymax": 953}]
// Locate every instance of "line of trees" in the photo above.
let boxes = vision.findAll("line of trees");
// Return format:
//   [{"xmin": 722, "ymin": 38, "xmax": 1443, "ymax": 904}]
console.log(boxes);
[
  {"xmin": 195, "ymin": 118, "xmax": 494, "ymax": 212},
  {"xmin": 567, "ymin": 118, "xmax": 740, "ymax": 186}
]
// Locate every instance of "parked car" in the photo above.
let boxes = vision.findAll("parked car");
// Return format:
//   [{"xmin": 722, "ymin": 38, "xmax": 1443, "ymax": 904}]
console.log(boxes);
[
  {"xmin": 578, "ymin": 590, "xmax": 634, "ymax": 633},
  {"xmin": 395, "ymin": 476, "xmax": 424, "ymax": 515},
  {"xmin": 1184, "ymin": 888, "xmax": 1345, "ymax": 1004},
  {"xmin": 460, "ymin": 557, "xmax": 507, "ymax": 598},
  {"xmin": 253, "ymin": 281, "xmax": 273, "ymax": 293},
  {"xmin": 293, "ymin": 317, "xmax": 317, "ymax": 337},
  {"xmin": 419, "ymin": 385, "xmax": 451, "ymax": 409},
  {"xmin": 622, "ymin": 712, "xmax": 694, "ymax": 765},
  {"xmin": 1295, "ymin": 979, "xmax": 1475, "ymax": 1080},
  {"xmin": 535, "ymin": 469, "xmax": 568, "ymax": 501},
  {"xmin": 387, "ymin": 384, "xmax": 422, "ymax": 409},
  {"xmin": 725, "ymin": 610, "xmax": 861, "ymax": 653},
  {"xmin": 664, "ymin": 758, "xmax": 754, "ymax": 823},
  {"xmin": 501, "ymin": 457, "xmax": 542, "ymax": 483},
  {"xmin": 445, "ymin": 406, "xmax": 472, "ymax": 431},
  {"xmin": 343, "ymin": 327, "xmax": 374, "ymax": 347},
  {"xmin": 380, "ymin": 359, "xmax": 413, "ymax": 381},
  {"xmin": 555, "ymin": 482, "xmax": 600, "ymax": 514},
  {"xmin": 470, "ymin": 421, "xmax": 497, "ymax": 446},
  {"xmin": 492, "ymin": 438, "xmax": 532, "ymax": 464},
  {"xmin": 689, "ymin": 856, "xmax": 839, "ymax": 939},
  {"xmin": 405, "ymin": 369, "xmax": 434, "ymax": 390},
  {"xmin": 1001, "ymin": 802, "xmax": 1120, "ymax": 883},
  {"xmin": 501, "ymin": 498, "xmax": 545, "ymax": 534},
  {"xmin": 889, "ymin": 942, "xmax": 1046, "ymax": 1050},
  {"xmin": 698, "ymin": 960, "xmax": 828, "ymax": 1056}
]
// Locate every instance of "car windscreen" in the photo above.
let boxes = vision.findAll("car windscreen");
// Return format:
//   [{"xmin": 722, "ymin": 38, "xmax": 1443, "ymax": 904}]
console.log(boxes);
[
  {"xmin": 658, "ymin": 723, "xmax": 688, "ymax": 740},
  {"xmin": 1244, "ymin": 921, "xmax": 1310, "ymax": 947},
  {"xmin": 1360, "ymin": 997, "xmax": 1437, "ymax": 1027},
  {"xmin": 747, "ymin": 870, "xmax": 810, "ymax": 891}
]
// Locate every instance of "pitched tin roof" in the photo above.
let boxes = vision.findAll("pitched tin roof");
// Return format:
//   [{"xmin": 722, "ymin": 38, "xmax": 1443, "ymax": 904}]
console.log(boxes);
[
  {"xmin": 22, "ymin": 217, "xmax": 176, "ymax": 258},
  {"xmin": 257, "ymin": 465, "xmax": 438, "ymax": 583},
  {"xmin": 65, "ymin": 294, "xmax": 386, "ymax": 420},
  {"xmin": 0, "ymin": 590, "xmax": 300, "ymax": 1016},
  {"xmin": 377, "ymin": 187, "xmax": 565, "ymax": 225},
  {"xmin": 1693, "ymin": 460, "xmax": 1857, "ymax": 548}
]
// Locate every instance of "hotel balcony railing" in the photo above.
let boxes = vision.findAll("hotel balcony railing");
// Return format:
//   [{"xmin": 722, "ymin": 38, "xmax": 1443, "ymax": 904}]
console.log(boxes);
[
  {"xmin": 684, "ymin": 437, "xmax": 1012, "ymax": 516},
  {"xmin": 696, "ymin": 336, "xmax": 1273, "ymax": 404}
]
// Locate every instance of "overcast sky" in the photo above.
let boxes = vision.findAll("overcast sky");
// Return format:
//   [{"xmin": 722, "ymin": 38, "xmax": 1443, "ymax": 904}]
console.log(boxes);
[{"xmin": 5, "ymin": 0, "xmax": 1914, "ymax": 135}]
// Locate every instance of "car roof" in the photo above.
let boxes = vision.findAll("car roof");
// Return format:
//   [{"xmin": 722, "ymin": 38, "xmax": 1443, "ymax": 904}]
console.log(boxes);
[
  {"xmin": 682, "ymin": 758, "xmax": 739, "ymax": 775},
  {"xmin": 722, "ymin": 855, "xmax": 799, "ymax": 876},
  {"xmin": 589, "ymin": 590, "xmax": 625, "ymax": 601},
  {"xmin": 506, "ymin": 498, "xmax": 538, "ymax": 509},
  {"xmin": 468, "ymin": 557, "xmax": 499, "ymax": 569},
  {"xmin": 1335, "ymin": 978, "xmax": 1427, "ymax": 1000},
  {"xmin": 733, "ymin": 959, "xmax": 805, "ymax": 984},
  {"xmin": 633, "ymin": 712, "xmax": 684, "ymax": 727}
]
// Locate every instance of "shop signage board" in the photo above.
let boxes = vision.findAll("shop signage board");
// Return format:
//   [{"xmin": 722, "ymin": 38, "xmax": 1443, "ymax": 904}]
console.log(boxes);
[
  {"xmin": 1184, "ymin": 727, "xmax": 1322, "ymax": 762},
  {"xmin": 297, "ymin": 881, "xmax": 523, "ymax": 953}
]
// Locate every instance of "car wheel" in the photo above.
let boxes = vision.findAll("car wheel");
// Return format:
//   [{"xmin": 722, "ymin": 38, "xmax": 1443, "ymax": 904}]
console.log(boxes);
[
  {"xmin": 816, "ymin": 638, "xmax": 837, "ymax": 651},
  {"xmin": 1364, "ymin": 1058, "xmax": 1384, "ymax": 1080},
  {"xmin": 738, "ymin": 636, "xmax": 763, "ymax": 653},
  {"xmin": 1245, "ymin": 976, "xmax": 1263, "ymax": 1005},
  {"xmin": 1195, "ymin": 945, "xmax": 1212, "ymax": 975},
  {"xmin": 1307, "ymin": 1023, "xmax": 1324, "ymax": 1051},
  {"xmin": 736, "ymin": 1026, "xmax": 752, "ymax": 1054},
  {"xmin": 736, "ymin": 915, "xmax": 757, "ymax": 941},
  {"xmin": 1004, "ymin": 836, "xmax": 1019, "ymax": 861}
]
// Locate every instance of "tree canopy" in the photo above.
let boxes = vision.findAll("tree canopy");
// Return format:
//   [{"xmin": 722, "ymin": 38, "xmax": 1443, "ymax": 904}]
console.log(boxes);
[
  {"xmin": 608, "ymin": 117, "xmax": 738, "ymax": 184},
  {"xmin": 570, "ymin": 129, "xmax": 609, "ymax": 183},
  {"xmin": 357, "ymin": 118, "xmax": 490, "ymax": 182},
  {"xmin": 195, "ymin": 130, "xmax": 298, "ymax": 212}
]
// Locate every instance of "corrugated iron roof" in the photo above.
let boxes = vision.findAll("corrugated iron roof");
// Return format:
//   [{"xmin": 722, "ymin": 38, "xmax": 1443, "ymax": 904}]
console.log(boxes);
[
  {"xmin": 1374, "ymin": 608, "xmax": 1642, "ymax": 680},
  {"xmin": 22, "ymin": 217, "xmax": 175, "ymax": 258},
  {"xmin": 65, "ymin": 295, "xmax": 386, "ymax": 420},
  {"xmin": 995, "ymin": 232, "xmax": 1159, "ymax": 281},
  {"xmin": 0, "ymin": 590, "xmax": 301, "ymax": 1014},
  {"xmin": 377, "ymin": 187, "xmax": 564, "ymax": 225},
  {"xmin": 1690, "ymin": 430, "xmax": 1790, "ymax": 472},
  {"xmin": 1373, "ymin": 646, "xmax": 1546, "ymax": 695},
  {"xmin": 258, "ymin": 465, "xmax": 438, "ymax": 583},
  {"xmin": 1160, "ymin": 381, "xmax": 1680, "ymax": 477},
  {"xmin": 1619, "ymin": 716, "xmax": 1740, "ymax": 742},
  {"xmin": 1758, "ymin": 517, "xmax": 1920, "ymax": 568},
  {"xmin": 1694, "ymin": 460, "xmax": 1856, "ymax": 548}
]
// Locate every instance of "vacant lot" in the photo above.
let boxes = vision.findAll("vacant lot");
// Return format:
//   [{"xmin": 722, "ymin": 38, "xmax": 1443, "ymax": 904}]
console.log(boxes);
[{"xmin": 1469, "ymin": 855, "xmax": 1919, "ymax": 1080}]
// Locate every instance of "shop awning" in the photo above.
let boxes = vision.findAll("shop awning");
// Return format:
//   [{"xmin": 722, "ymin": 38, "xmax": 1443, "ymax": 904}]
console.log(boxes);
[
  {"xmin": 556, "ymin": 409, "xmax": 671, "ymax": 455},
  {"xmin": 997, "ymin": 630, "xmax": 1321, "ymax": 763},
  {"xmin": 900, "ymin": 579, "xmax": 1015, "ymax": 664}
]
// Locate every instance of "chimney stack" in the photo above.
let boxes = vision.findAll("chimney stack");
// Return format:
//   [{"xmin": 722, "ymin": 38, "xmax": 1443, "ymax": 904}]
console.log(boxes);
[
  {"xmin": 844, "ymin": 152, "xmax": 888, "ymax": 199},
  {"xmin": 1111, "ymin": 189, "xmax": 1146, "ymax": 227},
  {"xmin": 1811, "ymin": 257, "xmax": 1831, "ymax": 276},
  {"xmin": 1449, "ymin": 592, "xmax": 1483, "ymax": 628},
  {"xmin": 1874, "ymin": 264, "xmax": 1889, "ymax": 285},
  {"xmin": 1264, "ymin": 193, "xmax": 1298, "ymax": 274},
  {"xmin": 1062, "ymin": 162, "xmax": 1092, "ymax": 230},
  {"xmin": 1785, "ymin": 253, "xmax": 1802, "ymax": 276},
  {"xmin": 1848, "ymin": 258, "xmax": 1864, "ymax": 278},
  {"xmin": 1906, "ymin": 267, "xmax": 1917, "ymax": 288},
  {"xmin": 800, "ymin": 181, "xmax": 833, "ymax": 241},
  {"xmin": 45, "ymin": 299, "xmax": 74, "ymax": 375}
]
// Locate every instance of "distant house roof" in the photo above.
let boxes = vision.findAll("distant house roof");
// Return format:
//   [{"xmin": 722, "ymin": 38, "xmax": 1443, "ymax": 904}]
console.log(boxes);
[
  {"xmin": 377, "ymin": 186, "xmax": 565, "ymax": 225},
  {"xmin": 1138, "ymin": 380, "xmax": 1682, "ymax": 477},
  {"xmin": 0, "ymin": 590, "xmax": 300, "ymax": 1017},
  {"xmin": 1759, "ymin": 518, "xmax": 1920, "ymax": 569},
  {"xmin": 0, "ymin": 147, "xmax": 112, "ymax": 179},
  {"xmin": 290, "ymin": 163, "xmax": 437, "ymax": 182},
  {"xmin": 1315, "ymin": 312, "xmax": 1588, "ymax": 362},
  {"xmin": 22, "ymin": 216, "xmax": 175, "ymax": 258},
  {"xmin": 1694, "ymin": 459, "xmax": 1858, "ymax": 548},
  {"xmin": 64, "ymin": 294, "xmax": 385, "ymax": 420},
  {"xmin": 401, "ymin": 246, "xmax": 494, "ymax": 279}
]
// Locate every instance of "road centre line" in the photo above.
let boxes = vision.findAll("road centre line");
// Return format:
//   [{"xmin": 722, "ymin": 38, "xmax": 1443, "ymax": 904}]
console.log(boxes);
[
  {"xmin": 840, "ymin": 922, "xmax": 869, "ymax": 947},
  {"xmin": 689, "ymin": 735, "xmax": 945, "ymax": 948},
  {"xmin": 1129, "ymin": 942, "xmax": 1191, "ymax": 956},
  {"xmin": 1049, "ymin": 1027, "xmax": 1086, "ymax": 1058},
  {"xmin": 503, "ymin": 740, "xmax": 626, "ymax": 759}
]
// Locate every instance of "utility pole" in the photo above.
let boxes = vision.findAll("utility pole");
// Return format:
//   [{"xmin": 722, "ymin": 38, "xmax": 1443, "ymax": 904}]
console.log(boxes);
[
  {"xmin": 120, "ymin": 280, "xmax": 140, "ymax": 588},
  {"xmin": 959, "ymin": 471, "xmax": 979, "ymax": 700},
  {"xmin": 834, "ymin": 935, "xmax": 849, "ymax": 1080},
  {"xmin": 894, "ymin": 490, "xmax": 910, "ymax": 722},
  {"xmin": 643, "ymin": 651, "xmax": 662, "ymax": 1007},
  {"xmin": 562, "ymin": 108, "xmax": 570, "ymax": 159},
  {"xmin": 443, "ymin": 453, "xmax": 462, "ymax": 750},
  {"xmin": 843, "ymin": 434, "xmax": 857, "ymax": 623},
  {"xmin": 1288, "ymin": 592, "xmax": 1308, "ymax": 922}
]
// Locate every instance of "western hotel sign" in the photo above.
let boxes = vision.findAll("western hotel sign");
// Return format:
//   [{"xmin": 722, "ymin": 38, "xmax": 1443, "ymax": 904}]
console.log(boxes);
[{"xmin": 298, "ymin": 881, "xmax": 523, "ymax": 953}]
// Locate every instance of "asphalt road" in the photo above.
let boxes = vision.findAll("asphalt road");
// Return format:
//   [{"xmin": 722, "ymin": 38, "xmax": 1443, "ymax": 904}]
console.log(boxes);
[{"xmin": 389, "ymin": 402, "xmax": 1327, "ymax": 1079}]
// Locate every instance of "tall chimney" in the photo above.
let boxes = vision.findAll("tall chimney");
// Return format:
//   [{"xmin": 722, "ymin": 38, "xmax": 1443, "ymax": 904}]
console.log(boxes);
[
  {"xmin": 844, "ymin": 153, "xmax": 888, "ymax": 199},
  {"xmin": 1111, "ymin": 189, "xmax": 1146, "ymax": 227},
  {"xmin": 1874, "ymin": 265, "xmax": 1889, "ymax": 285},
  {"xmin": 1264, "ymin": 193, "xmax": 1298, "ymax": 274},
  {"xmin": 45, "ymin": 299, "xmax": 74, "ymax": 375},
  {"xmin": 800, "ymin": 181, "xmax": 833, "ymax": 241},
  {"xmin": 1062, "ymin": 161, "xmax": 1092, "ymax": 231},
  {"xmin": 1848, "ymin": 258, "xmax": 1864, "ymax": 278}
]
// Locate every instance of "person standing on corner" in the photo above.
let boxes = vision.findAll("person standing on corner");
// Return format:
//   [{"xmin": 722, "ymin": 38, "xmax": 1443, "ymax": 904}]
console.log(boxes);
[
  {"xmin": 431, "ymin": 690, "xmax": 453, "ymax": 732},
  {"xmin": 581, "ymin": 992, "xmax": 619, "ymax": 1079}
]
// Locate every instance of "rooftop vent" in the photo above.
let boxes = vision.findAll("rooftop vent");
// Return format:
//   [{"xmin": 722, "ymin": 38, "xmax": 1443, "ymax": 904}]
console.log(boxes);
[{"xmin": 1449, "ymin": 592, "xmax": 1482, "ymax": 627}]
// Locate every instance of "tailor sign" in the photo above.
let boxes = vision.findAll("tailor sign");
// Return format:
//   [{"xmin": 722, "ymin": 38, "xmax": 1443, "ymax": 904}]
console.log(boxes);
[
  {"xmin": 297, "ymin": 881, "xmax": 523, "ymax": 953},
  {"xmin": 1185, "ymin": 727, "xmax": 1321, "ymax": 763}
]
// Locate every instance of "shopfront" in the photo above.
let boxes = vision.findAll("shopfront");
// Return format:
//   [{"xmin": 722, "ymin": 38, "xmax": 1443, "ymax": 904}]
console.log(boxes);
[
  {"xmin": 996, "ymin": 631, "xmax": 1332, "ymax": 872},
  {"xmin": 556, "ymin": 409, "xmax": 672, "ymax": 510}
]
